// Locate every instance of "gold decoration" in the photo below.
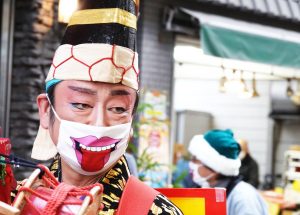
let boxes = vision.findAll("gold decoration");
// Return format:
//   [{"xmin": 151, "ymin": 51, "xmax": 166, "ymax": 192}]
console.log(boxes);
[{"xmin": 68, "ymin": 8, "xmax": 137, "ymax": 29}]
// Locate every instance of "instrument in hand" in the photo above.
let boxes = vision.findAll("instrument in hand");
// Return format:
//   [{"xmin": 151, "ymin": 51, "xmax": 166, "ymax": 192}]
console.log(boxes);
[
  {"xmin": 1, "ymin": 165, "xmax": 103, "ymax": 215},
  {"xmin": 0, "ymin": 139, "xmax": 104, "ymax": 215}
]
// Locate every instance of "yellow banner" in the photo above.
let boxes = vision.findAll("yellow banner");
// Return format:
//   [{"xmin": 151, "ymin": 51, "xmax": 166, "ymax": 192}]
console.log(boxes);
[{"xmin": 170, "ymin": 197, "xmax": 205, "ymax": 215}]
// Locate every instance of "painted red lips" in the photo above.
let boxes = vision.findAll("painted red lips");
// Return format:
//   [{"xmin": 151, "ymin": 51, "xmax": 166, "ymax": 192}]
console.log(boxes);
[{"xmin": 70, "ymin": 135, "xmax": 120, "ymax": 172}]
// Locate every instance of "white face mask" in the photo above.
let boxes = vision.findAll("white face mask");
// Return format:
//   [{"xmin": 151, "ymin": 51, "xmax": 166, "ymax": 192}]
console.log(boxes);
[
  {"xmin": 189, "ymin": 162, "xmax": 214, "ymax": 188},
  {"xmin": 48, "ymin": 98, "xmax": 131, "ymax": 176}
]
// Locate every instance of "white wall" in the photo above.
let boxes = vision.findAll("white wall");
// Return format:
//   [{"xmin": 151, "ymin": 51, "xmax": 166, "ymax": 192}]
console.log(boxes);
[{"xmin": 173, "ymin": 77, "xmax": 272, "ymax": 182}]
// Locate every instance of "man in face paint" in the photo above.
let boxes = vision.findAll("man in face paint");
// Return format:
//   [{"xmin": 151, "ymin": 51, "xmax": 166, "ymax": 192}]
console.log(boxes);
[
  {"xmin": 38, "ymin": 81, "xmax": 137, "ymax": 181},
  {"xmin": 30, "ymin": 0, "xmax": 182, "ymax": 214}
]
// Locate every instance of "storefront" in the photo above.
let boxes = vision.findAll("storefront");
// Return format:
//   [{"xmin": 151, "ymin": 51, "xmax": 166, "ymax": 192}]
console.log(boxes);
[
  {"xmin": 171, "ymin": 6, "xmax": 300, "ymax": 180},
  {"xmin": 162, "ymin": 1, "xmax": 300, "ymax": 213}
]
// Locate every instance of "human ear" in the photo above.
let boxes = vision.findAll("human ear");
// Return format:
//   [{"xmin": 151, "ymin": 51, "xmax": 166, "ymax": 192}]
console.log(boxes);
[{"xmin": 37, "ymin": 93, "xmax": 50, "ymax": 129}]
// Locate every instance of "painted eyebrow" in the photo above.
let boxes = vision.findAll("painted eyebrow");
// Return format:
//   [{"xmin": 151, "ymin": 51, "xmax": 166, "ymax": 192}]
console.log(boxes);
[
  {"xmin": 68, "ymin": 86, "xmax": 97, "ymax": 95},
  {"xmin": 110, "ymin": 89, "xmax": 132, "ymax": 96}
]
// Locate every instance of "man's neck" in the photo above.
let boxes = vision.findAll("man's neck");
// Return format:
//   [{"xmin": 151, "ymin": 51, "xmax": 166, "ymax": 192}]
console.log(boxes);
[
  {"xmin": 213, "ymin": 177, "xmax": 231, "ymax": 188},
  {"xmin": 60, "ymin": 159, "xmax": 104, "ymax": 187},
  {"xmin": 206, "ymin": 173, "xmax": 219, "ymax": 187}
]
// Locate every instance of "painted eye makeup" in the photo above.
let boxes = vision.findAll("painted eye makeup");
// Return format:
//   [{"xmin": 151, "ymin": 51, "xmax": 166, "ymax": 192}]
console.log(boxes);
[
  {"xmin": 71, "ymin": 103, "xmax": 92, "ymax": 110},
  {"xmin": 108, "ymin": 107, "xmax": 128, "ymax": 114}
]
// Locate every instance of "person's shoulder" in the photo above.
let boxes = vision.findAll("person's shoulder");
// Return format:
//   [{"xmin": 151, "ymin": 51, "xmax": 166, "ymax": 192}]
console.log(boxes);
[
  {"xmin": 234, "ymin": 181, "xmax": 256, "ymax": 192},
  {"xmin": 229, "ymin": 181, "xmax": 268, "ymax": 215},
  {"xmin": 148, "ymin": 194, "xmax": 183, "ymax": 215},
  {"xmin": 230, "ymin": 181, "xmax": 260, "ymax": 199},
  {"xmin": 248, "ymin": 155, "xmax": 259, "ymax": 165},
  {"xmin": 230, "ymin": 181, "xmax": 266, "ymax": 205}
]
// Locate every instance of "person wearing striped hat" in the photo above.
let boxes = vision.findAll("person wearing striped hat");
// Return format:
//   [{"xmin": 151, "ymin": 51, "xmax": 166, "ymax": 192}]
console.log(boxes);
[
  {"xmin": 31, "ymin": 1, "xmax": 182, "ymax": 214},
  {"xmin": 188, "ymin": 129, "xmax": 268, "ymax": 215}
]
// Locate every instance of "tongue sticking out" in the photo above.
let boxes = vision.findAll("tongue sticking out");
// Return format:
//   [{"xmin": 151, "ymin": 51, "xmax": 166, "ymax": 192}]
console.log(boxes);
[
  {"xmin": 80, "ymin": 149, "xmax": 111, "ymax": 172},
  {"xmin": 71, "ymin": 136, "xmax": 120, "ymax": 172}
]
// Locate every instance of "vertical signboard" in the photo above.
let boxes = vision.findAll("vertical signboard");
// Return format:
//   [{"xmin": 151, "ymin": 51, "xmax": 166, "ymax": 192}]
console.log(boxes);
[{"xmin": 138, "ymin": 89, "xmax": 170, "ymax": 187}]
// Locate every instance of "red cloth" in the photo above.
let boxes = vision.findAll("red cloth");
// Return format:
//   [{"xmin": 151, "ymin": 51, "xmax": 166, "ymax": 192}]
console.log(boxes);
[
  {"xmin": 116, "ymin": 176, "xmax": 159, "ymax": 215},
  {"xmin": 0, "ymin": 138, "xmax": 16, "ymax": 204}
]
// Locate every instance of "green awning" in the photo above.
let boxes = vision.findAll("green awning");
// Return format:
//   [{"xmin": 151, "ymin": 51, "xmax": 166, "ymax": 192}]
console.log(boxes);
[{"xmin": 201, "ymin": 24, "xmax": 300, "ymax": 68}]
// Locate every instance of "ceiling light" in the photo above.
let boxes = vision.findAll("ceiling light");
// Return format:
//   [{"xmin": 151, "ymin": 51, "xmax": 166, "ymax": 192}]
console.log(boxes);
[
  {"xmin": 291, "ymin": 80, "xmax": 300, "ymax": 106},
  {"xmin": 250, "ymin": 73, "xmax": 259, "ymax": 98},
  {"xmin": 219, "ymin": 66, "xmax": 227, "ymax": 93},
  {"xmin": 224, "ymin": 69, "xmax": 245, "ymax": 94},
  {"xmin": 286, "ymin": 78, "xmax": 294, "ymax": 97}
]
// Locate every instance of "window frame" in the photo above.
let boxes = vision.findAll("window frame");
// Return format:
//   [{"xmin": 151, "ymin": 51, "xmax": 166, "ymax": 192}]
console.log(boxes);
[{"xmin": 0, "ymin": 0, "xmax": 15, "ymax": 137}]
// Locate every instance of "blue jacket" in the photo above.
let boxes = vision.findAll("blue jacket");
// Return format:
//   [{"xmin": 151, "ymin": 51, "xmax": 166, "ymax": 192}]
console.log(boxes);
[{"xmin": 227, "ymin": 181, "xmax": 268, "ymax": 215}]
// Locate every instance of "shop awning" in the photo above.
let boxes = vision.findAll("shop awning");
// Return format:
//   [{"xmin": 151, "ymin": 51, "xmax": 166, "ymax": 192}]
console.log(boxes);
[
  {"xmin": 183, "ymin": 9, "xmax": 300, "ymax": 69},
  {"xmin": 201, "ymin": 24, "xmax": 300, "ymax": 68}
]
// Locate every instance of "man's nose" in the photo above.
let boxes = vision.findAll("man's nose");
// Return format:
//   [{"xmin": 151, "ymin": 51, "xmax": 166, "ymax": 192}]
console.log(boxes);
[
  {"xmin": 93, "ymin": 117, "xmax": 105, "ymax": 126},
  {"xmin": 90, "ymin": 106, "xmax": 106, "ymax": 126}
]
